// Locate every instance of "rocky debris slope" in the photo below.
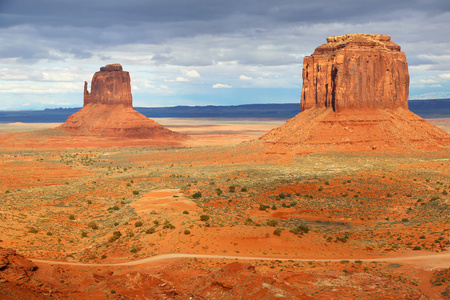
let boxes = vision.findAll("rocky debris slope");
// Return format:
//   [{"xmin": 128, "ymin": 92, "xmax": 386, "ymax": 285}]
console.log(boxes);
[{"xmin": 59, "ymin": 64, "xmax": 186, "ymax": 140}]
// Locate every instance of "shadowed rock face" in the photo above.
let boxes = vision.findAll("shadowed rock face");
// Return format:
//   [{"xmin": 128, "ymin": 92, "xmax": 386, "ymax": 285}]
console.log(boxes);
[
  {"xmin": 301, "ymin": 34, "xmax": 409, "ymax": 112},
  {"xmin": 84, "ymin": 63, "xmax": 132, "ymax": 107}
]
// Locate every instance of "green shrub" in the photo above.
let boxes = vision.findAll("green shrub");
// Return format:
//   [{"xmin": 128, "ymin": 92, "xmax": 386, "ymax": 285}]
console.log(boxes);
[
  {"xmin": 200, "ymin": 215, "xmax": 210, "ymax": 222},
  {"xmin": 28, "ymin": 227, "xmax": 38, "ymax": 234},
  {"xmin": 109, "ymin": 230, "xmax": 122, "ymax": 242},
  {"xmin": 184, "ymin": 229, "xmax": 191, "ymax": 235},
  {"xmin": 130, "ymin": 246, "xmax": 137, "ymax": 253},
  {"xmin": 413, "ymin": 246, "xmax": 421, "ymax": 250},
  {"xmin": 273, "ymin": 228, "xmax": 282, "ymax": 236},
  {"xmin": 228, "ymin": 186, "xmax": 236, "ymax": 193},
  {"xmin": 241, "ymin": 187, "xmax": 247, "ymax": 192},
  {"xmin": 163, "ymin": 222, "xmax": 175, "ymax": 229},
  {"xmin": 259, "ymin": 204, "xmax": 270, "ymax": 211},
  {"xmin": 81, "ymin": 230, "xmax": 88, "ymax": 238},
  {"xmin": 135, "ymin": 221, "xmax": 143, "ymax": 227},
  {"xmin": 69, "ymin": 214, "xmax": 75, "ymax": 220},
  {"xmin": 146, "ymin": 227, "xmax": 156, "ymax": 234},
  {"xmin": 290, "ymin": 224, "xmax": 310, "ymax": 235},
  {"xmin": 87, "ymin": 221, "xmax": 98, "ymax": 230},
  {"xmin": 267, "ymin": 220, "xmax": 278, "ymax": 227},
  {"xmin": 192, "ymin": 191, "xmax": 202, "ymax": 199},
  {"xmin": 132, "ymin": 190, "xmax": 140, "ymax": 195},
  {"xmin": 271, "ymin": 204, "xmax": 277, "ymax": 210},
  {"xmin": 46, "ymin": 231, "xmax": 53, "ymax": 236},
  {"xmin": 216, "ymin": 188, "xmax": 222, "ymax": 196},
  {"xmin": 278, "ymin": 193, "xmax": 286, "ymax": 199},
  {"xmin": 183, "ymin": 210, "xmax": 189, "ymax": 214}
]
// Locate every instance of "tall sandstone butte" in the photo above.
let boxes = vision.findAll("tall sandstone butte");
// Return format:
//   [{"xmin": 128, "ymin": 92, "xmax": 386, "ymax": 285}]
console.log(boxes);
[
  {"xmin": 301, "ymin": 34, "xmax": 409, "ymax": 112},
  {"xmin": 258, "ymin": 34, "xmax": 450, "ymax": 153},
  {"xmin": 59, "ymin": 64, "xmax": 185, "ymax": 140},
  {"xmin": 83, "ymin": 63, "xmax": 132, "ymax": 107}
]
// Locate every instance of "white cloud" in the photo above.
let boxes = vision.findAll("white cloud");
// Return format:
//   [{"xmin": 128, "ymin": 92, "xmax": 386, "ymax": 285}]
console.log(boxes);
[
  {"xmin": 419, "ymin": 78, "xmax": 439, "ymax": 84},
  {"xmin": 212, "ymin": 83, "xmax": 232, "ymax": 88},
  {"xmin": 175, "ymin": 76, "xmax": 189, "ymax": 82},
  {"xmin": 439, "ymin": 74, "xmax": 450, "ymax": 80},
  {"xmin": 183, "ymin": 70, "xmax": 200, "ymax": 78},
  {"xmin": 239, "ymin": 75, "xmax": 252, "ymax": 80}
]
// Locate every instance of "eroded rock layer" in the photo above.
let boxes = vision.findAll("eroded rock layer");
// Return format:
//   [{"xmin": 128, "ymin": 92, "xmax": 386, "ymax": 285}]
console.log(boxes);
[
  {"xmin": 59, "ymin": 64, "xmax": 186, "ymax": 140},
  {"xmin": 301, "ymin": 34, "xmax": 409, "ymax": 112}
]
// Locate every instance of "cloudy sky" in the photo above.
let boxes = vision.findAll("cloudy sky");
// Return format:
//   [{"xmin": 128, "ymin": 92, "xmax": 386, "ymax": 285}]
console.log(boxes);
[{"xmin": 0, "ymin": 0, "xmax": 449, "ymax": 110}]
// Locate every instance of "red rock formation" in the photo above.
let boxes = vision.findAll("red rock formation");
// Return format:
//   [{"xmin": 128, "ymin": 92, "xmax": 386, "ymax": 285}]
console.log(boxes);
[
  {"xmin": 257, "ymin": 34, "xmax": 450, "ymax": 153},
  {"xmin": 59, "ymin": 64, "xmax": 186, "ymax": 140},
  {"xmin": 84, "ymin": 63, "xmax": 132, "ymax": 107},
  {"xmin": 301, "ymin": 34, "xmax": 409, "ymax": 112}
]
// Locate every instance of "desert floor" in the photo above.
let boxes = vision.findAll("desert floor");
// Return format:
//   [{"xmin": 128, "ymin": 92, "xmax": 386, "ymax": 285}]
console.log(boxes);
[{"xmin": 0, "ymin": 117, "xmax": 449, "ymax": 299}]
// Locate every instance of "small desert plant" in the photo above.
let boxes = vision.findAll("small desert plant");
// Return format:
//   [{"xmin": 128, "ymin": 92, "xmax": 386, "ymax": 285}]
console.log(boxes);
[
  {"xmin": 81, "ymin": 230, "xmax": 88, "ymax": 238},
  {"xmin": 163, "ymin": 222, "xmax": 175, "ymax": 229},
  {"xmin": 278, "ymin": 193, "xmax": 286, "ymax": 199},
  {"xmin": 192, "ymin": 191, "xmax": 202, "ymax": 199},
  {"xmin": 184, "ymin": 229, "xmax": 191, "ymax": 235},
  {"xmin": 216, "ymin": 188, "xmax": 222, "ymax": 196},
  {"xmin": 200, "ymin": 215, "xmax": 210, "ymax": 222},
  {"xmin": 46, "ymin": 231, "xmax": 53, "ymax": 236},
  {"xmin": 228, "ymin": 186, "xmax": 236, "ymax": 193},
  {"xmin": 413, "ymin": 246, "xmax": 421, "ymax": 250},
  {"xmin": 28, "ymin": 227, "xmax": 38, "ymax": 234},
  {"xmin": 266, "ymin": 220, "xmax": 278, "ymax": 227},
  {"xmin": 291, "ymin": 224, "xmax": 310, "ymax": 234},
  {"xmin": 132, "ymin": 190, "xmax": 140, "ymax": 195},
  {"xmin": 135, "ymin": 221, "xmax": 143, "ymax": 227},
  {"xmin": 241, "ymin": 187, "xmax": 247, "ymax": 192},
  {"xmin": 69, "ymin": 214, "xmax": 75, "ymax": 220},
  {"xmin": 183, "ymin": 210, "xmax": 189, "ymax": 214},
  {"xmin": 146, "ymin": 227, "xmax": 156, "ymax": 234},
  {"xmin": 273, "ymin": 228, "xmax": 282, "ymax": 236},
  {"xmin": 259, "ymin": 204, "xmax": 270, "ymax": 211},
  {"xmin": 87, "ymin": 221, "xmax": 98, "ymax": 230}
]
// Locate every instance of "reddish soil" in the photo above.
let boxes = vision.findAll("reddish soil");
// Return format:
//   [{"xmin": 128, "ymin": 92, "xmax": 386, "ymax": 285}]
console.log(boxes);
[{"xmin": 0, "ymin": 118, "xmax": 449, "ymax": 299}]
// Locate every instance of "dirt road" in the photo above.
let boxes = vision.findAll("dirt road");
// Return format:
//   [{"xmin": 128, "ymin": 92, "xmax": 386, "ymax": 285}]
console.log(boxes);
[{"xmin": 30, "ymin": 252, "xmax": 450, "ymax": 269}]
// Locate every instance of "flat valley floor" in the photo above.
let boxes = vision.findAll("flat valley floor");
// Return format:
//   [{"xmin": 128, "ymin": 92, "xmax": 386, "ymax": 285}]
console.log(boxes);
[{"xmin": 0, "ymin": 118, "xmax": 449, "ymax": 299}]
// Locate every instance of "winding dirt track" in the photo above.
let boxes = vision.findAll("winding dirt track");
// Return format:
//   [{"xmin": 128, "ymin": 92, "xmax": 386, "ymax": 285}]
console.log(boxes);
[{"xmin": 30, "ymin": 252, "xmax": 450, "ymax": 268}]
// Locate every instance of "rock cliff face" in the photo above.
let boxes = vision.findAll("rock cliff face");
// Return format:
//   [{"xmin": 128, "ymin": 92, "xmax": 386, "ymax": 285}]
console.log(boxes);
[
  {"xmin": 301, "ymin": 34, "xmax": 409, "ymax": 112},
  {"xmin": 257, "ymin": 34, "xmax": 449, "ymax": 153},
  {"xmin": 59, "ymin": 64, "xmax": 186, "ymax": 140},
  {"xmin": 84, "ymin": 63, "xmax": 132, "ymax": 107}
]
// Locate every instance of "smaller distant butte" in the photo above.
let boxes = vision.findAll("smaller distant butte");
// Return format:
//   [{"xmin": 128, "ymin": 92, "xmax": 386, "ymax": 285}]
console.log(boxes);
[{"xmin": 58, "ymin": 64, "xmax": 186, "ymax": 140}]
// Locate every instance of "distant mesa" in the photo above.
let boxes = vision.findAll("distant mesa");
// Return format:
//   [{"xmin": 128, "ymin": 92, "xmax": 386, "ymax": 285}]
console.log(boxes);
[
  {"xmin": 58, "ymin": 64, "xmax": 186, "ymax": 140},
  {"xmin": 259, "ymin": 34, "xmax": 450, "ymax": 152}
]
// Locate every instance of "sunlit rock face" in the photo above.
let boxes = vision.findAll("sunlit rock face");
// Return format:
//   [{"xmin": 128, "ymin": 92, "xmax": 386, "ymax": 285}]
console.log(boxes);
[
  {"xmin": 84, "ymin": 63, "xmax": 132, "ymax": 107},
  {"xmin": 301, "ymin": 34, "xmax": 409, "ymax": 112}
]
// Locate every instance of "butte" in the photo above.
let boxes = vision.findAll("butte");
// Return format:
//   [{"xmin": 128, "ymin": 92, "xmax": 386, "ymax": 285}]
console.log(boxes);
[
  {"xmin": 58, "ymin": 64, "xmax": 185, "ymax": 140},
  {"xmin": 257, "ymin": 34, "xmax": 450, "ymax": 153}
]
